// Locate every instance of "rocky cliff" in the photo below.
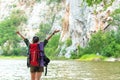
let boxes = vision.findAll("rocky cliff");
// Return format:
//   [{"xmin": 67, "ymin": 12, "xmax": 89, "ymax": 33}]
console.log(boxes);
[
  {"xmin": 60, "ymin": 0, "xmax": 120, "ymax": 57},
  {"xmin": 0, "ymin": 0, "xmax": 120, "ymax": 57}
]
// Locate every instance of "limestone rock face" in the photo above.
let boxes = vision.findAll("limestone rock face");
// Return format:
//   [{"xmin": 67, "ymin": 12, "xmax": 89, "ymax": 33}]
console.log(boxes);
[
  {"xmin": 0, "ymin": 0, "xmax": 120, "ymax": 57},
  {"xmin": 60, "ymin": 0, "xmax": 120, "ymax": 58},
  {"xmin": 0, "ymin": 0, "xmax": 62, "ymax": 40}
]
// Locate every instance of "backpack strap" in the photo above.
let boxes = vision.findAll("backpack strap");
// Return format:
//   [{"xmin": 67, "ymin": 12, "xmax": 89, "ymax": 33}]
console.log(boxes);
[
  {"xmin": 39, "ymin": 42, "xmax": 44, "ymax": 51},
  {"xmin": 39, "ymin": 42, "xmax": 45, "ymax": 67},
  {"xmin": 45, "ymin": 66, "xmax": 47, "ymax": 76},
  {"xmin": 39, "ymin": 42, "xmax": 49, "ymax": 76}
]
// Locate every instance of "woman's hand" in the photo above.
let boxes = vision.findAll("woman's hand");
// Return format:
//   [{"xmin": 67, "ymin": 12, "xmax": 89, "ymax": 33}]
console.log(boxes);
[{"xmin": 16, "ymin": 31, "xmax": 20, "ymax": 34}]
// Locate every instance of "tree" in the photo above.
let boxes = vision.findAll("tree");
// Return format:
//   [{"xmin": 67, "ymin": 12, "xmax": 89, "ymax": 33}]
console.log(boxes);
[{"xmin": 0, "ymin": 9, "xmax": 27, "ymax": 56}]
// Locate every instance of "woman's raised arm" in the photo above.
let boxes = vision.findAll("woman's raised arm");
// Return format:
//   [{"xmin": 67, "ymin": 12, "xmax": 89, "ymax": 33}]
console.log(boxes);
[{"xmin": 16, "ymin": 31, "xmax": 26, "ymax": 40}]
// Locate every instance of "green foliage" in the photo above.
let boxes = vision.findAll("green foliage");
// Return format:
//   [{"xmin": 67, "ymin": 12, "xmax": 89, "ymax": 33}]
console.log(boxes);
[
  {"xmin": 84, "ymin": 0, "xmax": 115, "ymax": 10},
  {"xmin": 2, "ymin": 46, "xmax": 27, "ymax": 56},
  {"xmin": 71, "ymin": 52, "xmax": 79, "ymax": 59},
  {"xmin": 0, "ymin": 9, "xmax": 27, "ymax": 56},
  {"xmin": 84, "ymin": 0, "xmax": 102, "ymax": 6},
  {"xmin": 84, "ymin": 0, "xmax": 114, "ymax": 6},
  {"xmin": 45, "ymin": 34, "xmax": 60, "ymax": 59},
  {"xmin": 110, "ymin": 8, "xmax": 120, "ymax": 26},
  {"xmin": 47, "ymin": 0, "xmax": 62, "ymax": 4},
  {"xmin": 77, "ymin": 46, "xmax": 91, "ymax": 57},
  {"xmin": 79, "ymin": 54, "xmax": 105, "ymax": 61},
  {"xmin": 115, "ymin": 27, "xmax": 120, "ymax": 44},
  {"xmin": 103, "ymin": 0, "xmax": 114, "ymax": 10},
  {"xmin": 109, "ymin": 8, "xmax": 120, "ymax": 44},
  {"xmin": 0, "ymin": 9, "xmax": 27, "ymax": 45},
  {"xmin": 73, "ymin": 29, "xmax": 120, "ymax": 58},
  {"xmin": 0, "ymin": 56, "xmax": 26, "ymax": 59},
  {"xmin": 66, "ymin": 38, "xmax": 72, "ymax": 47},
  {"xmin": 12, "ymin": 4, "xmax": 17, "ymax": 8},
  {"xmin": 35, "ymin": 0, "xmax": 41, "ymax": 2},
  {"xmin": 14, "ymin": 47, "xmax": 27, "ymax": 56},
  {"xmin": 87, "ymin": 31, "xmax": 117, "ymax": 57},
  {"xmin": 36, "ymin": 23, "xmax": 52, "ymax": 41}
]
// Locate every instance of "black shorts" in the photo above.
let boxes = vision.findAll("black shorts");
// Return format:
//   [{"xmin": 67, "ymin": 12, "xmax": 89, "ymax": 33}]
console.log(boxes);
[{"xmin": 30, "ymin": 66, "xmax": 44, "ymax": 73}]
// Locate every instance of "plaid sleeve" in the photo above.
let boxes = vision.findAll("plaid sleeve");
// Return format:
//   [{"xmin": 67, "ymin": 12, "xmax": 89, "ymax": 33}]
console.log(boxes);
[{"xmin": 24, "ymin": 38, "xmax": 30, "ymax": 47}]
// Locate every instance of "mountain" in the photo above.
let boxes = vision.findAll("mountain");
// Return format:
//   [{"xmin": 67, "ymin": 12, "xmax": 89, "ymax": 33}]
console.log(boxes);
[{"xmin": 0, "ymin": 0, "xmax": 120, "ymax": 57}]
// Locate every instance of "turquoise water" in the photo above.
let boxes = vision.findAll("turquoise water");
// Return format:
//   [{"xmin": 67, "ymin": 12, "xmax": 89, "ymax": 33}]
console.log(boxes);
[{"xmin": 0, "ymin": 60, "xmax": 120, "ymax": 80}]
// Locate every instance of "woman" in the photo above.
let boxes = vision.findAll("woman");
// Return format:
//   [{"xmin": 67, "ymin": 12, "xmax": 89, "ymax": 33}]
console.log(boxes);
[{"xmin": 16, "ymin": 30, "xmax": 59, "ymax": 80}]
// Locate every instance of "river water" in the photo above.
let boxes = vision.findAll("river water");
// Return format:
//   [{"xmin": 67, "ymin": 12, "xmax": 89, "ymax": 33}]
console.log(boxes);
[{"xmin": 0, "ymin": 60, "xmax": 120, "ymax": 80}]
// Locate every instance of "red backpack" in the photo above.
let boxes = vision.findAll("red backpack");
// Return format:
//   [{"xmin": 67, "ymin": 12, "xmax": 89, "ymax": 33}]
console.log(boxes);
[{"xmin": 29, "ymin": 43, "xmax": 40, "ymax": 66}]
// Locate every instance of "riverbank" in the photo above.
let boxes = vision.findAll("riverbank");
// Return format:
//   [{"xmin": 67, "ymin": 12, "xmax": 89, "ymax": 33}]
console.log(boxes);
[
  {"xmin": 0, "ymin": 55, "xmax": 120, "ymax": 62},
  {"xmin": 0, "ymin": 56, "xmax": 26, "ymax": 60},
  {"xmin": 78, "ymin": 54, "xmax": 120, "ymax": 62},
  {"xmin": 0, "ymin": 55, "xmax": 70, "ymax": 60}
]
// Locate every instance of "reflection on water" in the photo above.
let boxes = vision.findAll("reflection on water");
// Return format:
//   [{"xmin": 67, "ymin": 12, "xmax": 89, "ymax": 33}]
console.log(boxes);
[{"xmin": 0, "ymin": 60, "xmax": 120, "ymax": 80}]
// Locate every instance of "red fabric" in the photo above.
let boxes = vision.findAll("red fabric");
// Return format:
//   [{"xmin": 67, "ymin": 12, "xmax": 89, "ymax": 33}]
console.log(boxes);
[{"xmin": 30, "ymin": 43, "xmax": 40, "ymax": 66}]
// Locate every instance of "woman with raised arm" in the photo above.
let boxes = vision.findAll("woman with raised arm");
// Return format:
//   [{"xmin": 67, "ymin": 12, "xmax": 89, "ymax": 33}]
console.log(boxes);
[{"xmin": 16, "ymin": 30, "xmax": 59, "ymax": 80}]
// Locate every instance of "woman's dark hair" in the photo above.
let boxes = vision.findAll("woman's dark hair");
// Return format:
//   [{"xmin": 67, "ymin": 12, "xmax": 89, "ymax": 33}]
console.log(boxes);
[{"xmin": 32, "ymin": 36, "xmax": 39, "ymax": 43}]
